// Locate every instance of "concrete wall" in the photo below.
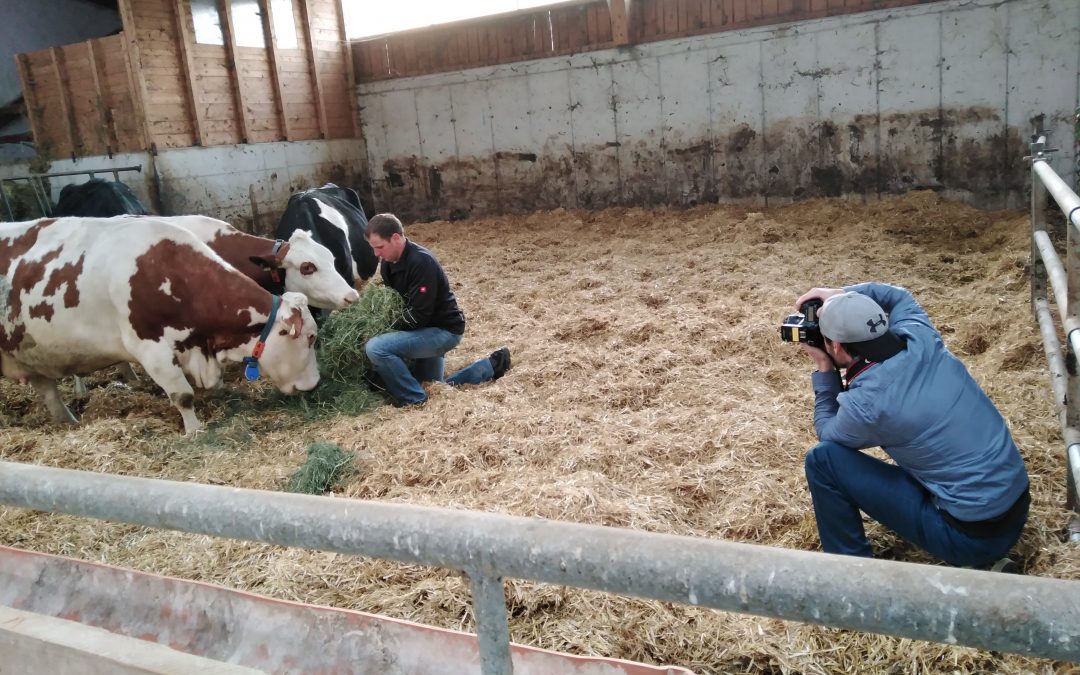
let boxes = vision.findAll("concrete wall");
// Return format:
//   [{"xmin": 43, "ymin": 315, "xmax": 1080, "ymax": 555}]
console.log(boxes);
[
  {"xmin": 357, "ymin": 0, "xmax": 1080, "ymax": 221},
  {"xmin": 0, "ymin": 139, "xmax": 368, "ymax": 234}
]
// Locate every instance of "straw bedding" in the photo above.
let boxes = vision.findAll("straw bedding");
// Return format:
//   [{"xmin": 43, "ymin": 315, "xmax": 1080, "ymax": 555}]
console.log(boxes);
[{"xmin": 1, "ymin": 191, "xmax": 1078, "ymax": 674}]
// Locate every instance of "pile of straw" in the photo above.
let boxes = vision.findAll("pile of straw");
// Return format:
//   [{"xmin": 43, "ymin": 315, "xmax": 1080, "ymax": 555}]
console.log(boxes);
[
  {"xmin": 1, "ymin": 192, "xmax": 1077, "ymax": 674},
  {"xmin": 286, "ymin": 442, "xmax": 355, "ymax": 494}
]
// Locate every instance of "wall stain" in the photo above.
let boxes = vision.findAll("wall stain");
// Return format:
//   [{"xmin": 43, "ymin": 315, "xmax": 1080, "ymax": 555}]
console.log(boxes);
[{"xmin": 371, "ymin": 105, "xmax": 1034, "ymax": 221}]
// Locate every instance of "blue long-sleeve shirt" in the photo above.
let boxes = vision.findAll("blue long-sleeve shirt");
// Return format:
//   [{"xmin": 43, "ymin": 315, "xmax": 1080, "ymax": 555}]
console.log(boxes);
[{"xmin": 811, "ymin": 283, "xmax": 1029, "ymax": 521}]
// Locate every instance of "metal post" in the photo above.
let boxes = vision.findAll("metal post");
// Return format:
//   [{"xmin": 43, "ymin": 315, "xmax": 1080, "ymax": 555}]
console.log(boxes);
[
  {"xmin": 0, "ymin": 180, "xmax": 15, "ymax": 221},
  {"xmin": 469, "ymin": 571, "xmax": 514, "ymax": 675}
]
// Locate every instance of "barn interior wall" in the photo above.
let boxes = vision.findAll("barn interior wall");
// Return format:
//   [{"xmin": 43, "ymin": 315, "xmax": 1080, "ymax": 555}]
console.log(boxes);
[
  {"xmin": 358, "ymin": 0, "xmax": 1080, "ymax": 222},
  {"xmin": 0, "ymin": 138, "xmax": 366, "ymax": 234}
]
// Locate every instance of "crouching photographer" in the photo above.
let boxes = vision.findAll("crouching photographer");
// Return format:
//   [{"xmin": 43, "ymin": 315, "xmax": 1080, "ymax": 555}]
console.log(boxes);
[{"xmin": 786, "ymin": 282, "xmax": 1029, "ymax": 570}]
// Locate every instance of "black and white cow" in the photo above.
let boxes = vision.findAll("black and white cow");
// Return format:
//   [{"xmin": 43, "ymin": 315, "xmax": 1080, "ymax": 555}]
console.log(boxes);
[
  {"xmin": 275, "ymin": 184, "xmax": 378, "ymax": 288},
  {"xmin": 53, "ymin": 178, "xmax": 150, "ymax": 218}
]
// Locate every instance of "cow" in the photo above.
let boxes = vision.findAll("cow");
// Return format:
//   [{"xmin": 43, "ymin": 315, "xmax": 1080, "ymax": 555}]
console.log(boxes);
[
  {"xmin": 53, "ymin": 178, "xmax": 150, "ymax": 218},
  {"xmin": 276, "ymin": 184, "xmax": 378, "ymax": 288},
  {"xmin": 0, "ymin": 216, "xmax": 320, "ymax": 434},
  {"xmin": 156, "ymin": 215, "xmax": 359, "ymax": 310}
]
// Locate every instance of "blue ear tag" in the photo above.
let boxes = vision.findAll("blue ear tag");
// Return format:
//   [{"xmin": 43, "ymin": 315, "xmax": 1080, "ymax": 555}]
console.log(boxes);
[{"xmin": 244, "ymin": 357, "xmax": 261, "ymax": 381}]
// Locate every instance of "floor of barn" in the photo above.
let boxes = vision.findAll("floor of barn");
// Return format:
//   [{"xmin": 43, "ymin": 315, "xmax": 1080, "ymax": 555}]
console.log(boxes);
[{"xmin": 1, "ymin": 191, "xmax": 1077, "ymax": 674}]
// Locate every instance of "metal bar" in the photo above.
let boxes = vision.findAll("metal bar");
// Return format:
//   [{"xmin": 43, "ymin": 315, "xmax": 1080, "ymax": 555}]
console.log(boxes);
[
  {"xmin": 469, "ymin": 572, "xmax": 514, "ymax": 675},
  {"xmin": 0, "ymin": 180, "xmax": 15, "ymax": 221},
  {"xmin": 1033, "ymin": 160, "xmax": 1080, "ymax": 231},
  {"xmin": 0, "ymin": 165, "xmax": 143, "ymax": 181},
  {"xmin": 29, "ymin": 177, "xmax": 51, "ymax": 217},
  {"xmin": 1070, "ymin": 443, "xmax": 1080, "ymax": 512},
  {"xmin": 1, "ymin": 461, "xmax": 1079, "ymax": 662},
  {"xmin": 1033, "ymin": 288, "xmax": 1067, "ymax": 413},
  {"xmin": 1032, "ymin": 230, "xmax": 1068, "ymax": 324}
]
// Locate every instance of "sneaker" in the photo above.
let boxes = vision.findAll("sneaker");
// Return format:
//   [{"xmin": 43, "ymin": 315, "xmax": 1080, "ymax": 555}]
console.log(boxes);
[
  {"xmin": 988, "ymin": 557, "xmax": 1020, "ymax": 574},
  {"xmin": 489, "ymin": 347, "xmax": 511, "ymax": 380}
]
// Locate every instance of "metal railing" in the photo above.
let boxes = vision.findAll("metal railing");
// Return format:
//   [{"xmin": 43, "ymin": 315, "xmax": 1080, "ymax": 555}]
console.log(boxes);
[
  {"xmin": 1, "ymin": 460, "xmax": 1079, "ymax": 674},
  {"xmin": 1027, "ymin": 134, "xmax": 1080, "ymax": 541},
  {"xmin": 0, "ymin": 165, "xmax": 142, "ymax": 222}
]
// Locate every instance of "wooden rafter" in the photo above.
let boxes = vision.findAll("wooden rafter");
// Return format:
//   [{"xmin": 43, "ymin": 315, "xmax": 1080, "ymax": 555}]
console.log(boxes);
[
  {"xmin": 333, "ymin": 0, "xmax": 359, "ymax": 138},
  {"xmin": 50, "ymin": 47, "xmax": 79, "ymax": 156},
  {"xmin": 608, "ymin": 0, "xmax": 630, "ymax": 45},
  {"xmin": 86, "ymin": 40, "xmax": 118, "ymax": 155},
  {"xmin": 170, "ymin": 0, "xmax": 208, "ymax": 146},
  {"xmin": 117, "ymin": 0, "xmax": 154, "ymax": 150},
  {"xmin": 218, "ymin": 0, "xmax": 251, "ymax": 143},
  {"xmin": 260, "ymin": 0, "xmax": 291, "ymax": 140},
  {"xmin": 298, "ymin": 0, "xmax": 328, "ymax": 138},
  {"xmin": 15, "ymin": 55, "xmax": 45, "ymax": 151}
]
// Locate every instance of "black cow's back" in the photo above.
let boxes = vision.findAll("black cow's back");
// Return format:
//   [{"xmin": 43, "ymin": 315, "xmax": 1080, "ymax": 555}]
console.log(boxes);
[{"xmin": 54, "ymin": 178, "xmax": 150, "ymax": 217}]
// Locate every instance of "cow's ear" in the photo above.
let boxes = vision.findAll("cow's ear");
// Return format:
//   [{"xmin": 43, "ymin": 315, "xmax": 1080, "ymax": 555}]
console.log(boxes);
[{"xmin": 284, "ymin": 308, "xmax": 304, "ymax": 338}]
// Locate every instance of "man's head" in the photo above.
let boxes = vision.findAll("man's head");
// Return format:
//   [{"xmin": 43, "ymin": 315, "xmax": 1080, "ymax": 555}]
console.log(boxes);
[
  {"xmin": 819, "ymin": 291, "xmax": 905, "ymax": 364},
  {"xmin": 366, "ymin": 213, "xmax": 407, "ymax": 263}
]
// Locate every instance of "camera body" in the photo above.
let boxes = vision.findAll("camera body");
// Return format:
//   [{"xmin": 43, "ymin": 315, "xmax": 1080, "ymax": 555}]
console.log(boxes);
[{"xmin": 780, "ymin": 299, "xmax": 825, "ymax": 349}]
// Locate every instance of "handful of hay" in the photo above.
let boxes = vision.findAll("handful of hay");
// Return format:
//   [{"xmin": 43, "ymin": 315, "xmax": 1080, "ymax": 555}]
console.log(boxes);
[
  {"xmin": 285, "ymin": 442, "xmax": 354, "ymax": 494},
  {"xmin": 282, "ymin": 283, "xmax": 404, "ymax": 417}
]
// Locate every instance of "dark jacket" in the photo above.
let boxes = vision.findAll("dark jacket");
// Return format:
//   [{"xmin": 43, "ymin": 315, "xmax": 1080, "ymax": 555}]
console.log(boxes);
[{"xmin": 380, "ymin": 240, "xmax": 465, "ymax": 335}]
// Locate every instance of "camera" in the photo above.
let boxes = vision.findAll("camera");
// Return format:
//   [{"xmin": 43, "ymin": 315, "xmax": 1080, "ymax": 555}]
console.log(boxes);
[{"xmin": 780, "ymin": 299, "xmax": 824, "ymax": 349}]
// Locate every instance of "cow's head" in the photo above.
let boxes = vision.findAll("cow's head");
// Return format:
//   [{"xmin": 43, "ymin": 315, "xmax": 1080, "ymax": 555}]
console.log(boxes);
[
  {"xmin": 254, "ymin": 230, "xmax": 359, "ymax": 310},
  {"xmin": 259, "ymin": 292, "xmax": 320, "ymax": 394}
]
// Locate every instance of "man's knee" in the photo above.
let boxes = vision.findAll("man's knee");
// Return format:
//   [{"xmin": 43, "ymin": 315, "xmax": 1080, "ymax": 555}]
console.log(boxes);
[{"xmin": 805, "ymin": 441, "xmax": 845, "ymax": 482}]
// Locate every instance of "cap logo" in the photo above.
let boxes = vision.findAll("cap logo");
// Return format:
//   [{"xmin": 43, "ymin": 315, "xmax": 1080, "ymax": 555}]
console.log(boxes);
[{"xmin": 866, "ymin": 314, "xmax": 886, "ymax": 333}]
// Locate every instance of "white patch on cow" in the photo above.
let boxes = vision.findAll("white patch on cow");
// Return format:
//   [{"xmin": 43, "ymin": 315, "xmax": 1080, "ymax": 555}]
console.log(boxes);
[
  {"xmin": 314, "ymin": 200, "xmax": 360, "ymax": 279},
  {"xmin": 159, "ymin": 279, "xmax": 173, "ymax": 297}
]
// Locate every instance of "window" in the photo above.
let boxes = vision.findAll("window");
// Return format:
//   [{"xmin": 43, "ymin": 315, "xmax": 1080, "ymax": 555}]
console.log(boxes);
[
  {"xmin": 191, "ymin": 0, "xmax": 224, "ymax": 45},
  {"xmin": 270, "ymin": 0, "xmax": 298, "ymax": 49},
  {"xmin": 231, "ymin": 0, "xmax": 266, "ymax": 48},
  {"xmin": 189, "ymin": 0, "xmax": 297, "ymax": 48},
  {"xmin": 344, "ymin": 0, "xmax": 580, "ymax": 39}
]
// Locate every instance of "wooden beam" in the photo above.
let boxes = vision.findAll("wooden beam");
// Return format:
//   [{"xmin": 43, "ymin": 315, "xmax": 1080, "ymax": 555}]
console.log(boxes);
[
  {"xmin": 15, "ymin": 54, "xmax": 46, "ymax": 153},
  {"xmin": 218, "ymin": 0, "xmax": 251, "ymax": 144},
  {"xmin": 333, "ymin": 0, "xmax": 359, "ymax": 138},
  {"xmin": 50, "ymin": 48, "xmax": 79, "ymax": 157},
  {"xmin": 117, "ymin": 0, "xmax": 154, "ymax": 151},
  {"xmin": 608, "ymin": 0, "xmax": 631, "ymax": 45},
  {"xmin": 171, "ymin": 0, "xmax": 208, "ymax": 146},
  {"xmin": 86, "ymin": 40, "xmax": 118, "ymax": 155},
  {"xmin": 298, "ymin": 0, "xmax": 328, "ymax": 138},
  {"xmin": 259, "ymin": 0, "xmax": 291, "ymax": 140}
]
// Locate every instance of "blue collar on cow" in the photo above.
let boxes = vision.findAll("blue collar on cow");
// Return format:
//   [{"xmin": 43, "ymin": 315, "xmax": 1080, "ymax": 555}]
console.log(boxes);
[{"xmin": 243, "ymin": 294, "xmax": 281, "ymax": 381}]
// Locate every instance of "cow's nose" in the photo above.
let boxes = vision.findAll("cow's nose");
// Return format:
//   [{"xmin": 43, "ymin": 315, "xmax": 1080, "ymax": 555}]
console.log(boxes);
[{"xmin": 343, "ymin": 290, "xmax": 359, "ymax": 306}]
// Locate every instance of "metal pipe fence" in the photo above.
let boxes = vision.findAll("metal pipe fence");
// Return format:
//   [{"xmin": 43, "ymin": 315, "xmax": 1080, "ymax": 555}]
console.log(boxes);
[
  {"xmin": 1028, "ymin": 134, "xmax": 1080, "ymax": 529},
  {"xmin": 0, "ymin": 165, "xmax": 142, "ymax": 221},
  {"xmin": 1, "ymin": 460, "xmax": 1079, "ymax": 674}
]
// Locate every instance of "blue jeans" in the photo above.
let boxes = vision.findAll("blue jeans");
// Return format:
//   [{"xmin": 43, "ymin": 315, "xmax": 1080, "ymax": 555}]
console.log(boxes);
[
  {"xmin": 804, "ymin": 441, "xmax": 1027, "ymax": 567},
  {"xmin": 365, "ymin": 328, "xmax": 495, "ymax": 405}
]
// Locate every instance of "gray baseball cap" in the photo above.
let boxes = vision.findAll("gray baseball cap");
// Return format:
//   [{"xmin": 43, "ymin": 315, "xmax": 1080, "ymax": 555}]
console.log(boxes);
[{"xmin": 819, "ymin": 291, "xmax": 905, "ymax": 362}]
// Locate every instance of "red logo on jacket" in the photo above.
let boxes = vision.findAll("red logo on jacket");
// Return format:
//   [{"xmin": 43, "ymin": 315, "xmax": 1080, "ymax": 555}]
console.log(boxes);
[{"xmin": 419, "ymin": 286, "xmax": 427, "ymax": 293}]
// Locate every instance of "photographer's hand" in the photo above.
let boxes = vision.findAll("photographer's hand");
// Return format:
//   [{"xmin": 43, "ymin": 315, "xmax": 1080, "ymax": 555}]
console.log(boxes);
[
  {"xmin": 794, "ymin": 287, "xmax": 845, "ymax": 311},
  {"xmin": 800, "ymin": 344, "xmax": 836, "ymax": 372}
]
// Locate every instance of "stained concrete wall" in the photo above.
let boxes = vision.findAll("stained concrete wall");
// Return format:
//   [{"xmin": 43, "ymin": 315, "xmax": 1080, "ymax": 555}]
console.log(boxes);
[
  {"xmin": 0, "ymin": 139, "xmax": 368, "ymax": 233},
  {"xmin": 358, "ymin": 0, "xmax": 1080, "ymax": 221}
]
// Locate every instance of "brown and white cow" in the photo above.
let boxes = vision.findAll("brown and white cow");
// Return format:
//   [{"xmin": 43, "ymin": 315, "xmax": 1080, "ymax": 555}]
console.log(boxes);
[
  {"xmin": 0, "ymin": 216, "xmax": 320, "ymax": 434},
  {"xmin": 154, "ymin": 215, "xmax": 359, "ymax": 310}
]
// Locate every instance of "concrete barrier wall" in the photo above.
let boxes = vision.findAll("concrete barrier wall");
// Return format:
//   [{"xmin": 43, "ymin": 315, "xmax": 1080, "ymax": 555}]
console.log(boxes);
[{"xmin": 357, "ymin": 0, "xmax": 1080, "ymax": 221}]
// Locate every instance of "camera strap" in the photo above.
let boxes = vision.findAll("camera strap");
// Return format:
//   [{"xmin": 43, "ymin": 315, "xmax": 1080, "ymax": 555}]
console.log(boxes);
[{"xmin": 844, "ymin": 357, "xmax": 876, "ymax": 388}]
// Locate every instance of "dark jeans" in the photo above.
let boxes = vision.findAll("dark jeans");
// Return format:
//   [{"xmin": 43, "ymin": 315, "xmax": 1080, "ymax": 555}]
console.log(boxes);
[
  {"xmin": 365, "ymin": 328, "xmax": 495, "ymax": 405},
  {"xmin": 804, "ymin": 441, "xmax": 1027, "ymax": 567}
]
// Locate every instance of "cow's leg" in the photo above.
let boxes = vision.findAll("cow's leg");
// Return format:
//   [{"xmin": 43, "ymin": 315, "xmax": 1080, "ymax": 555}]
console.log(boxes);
[
  {"xmin": 72, "ymin": 375, "xmax": 89, "ymax": 398},
  {"xmin": 135, "ymin": 355, "xmax": 203, "ymax": 434},
  {"xmin": 28, "ymin": 375, "xmax": 77, "ymax": 425}
]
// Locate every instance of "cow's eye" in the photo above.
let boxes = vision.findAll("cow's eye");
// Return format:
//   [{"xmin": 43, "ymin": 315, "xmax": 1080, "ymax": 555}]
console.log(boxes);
[
  {"xmin": 308, "ymin": 334, "xmax": 316, "ymax": 347},
  {"xmin": 278, "ymin": 329, "xmax": 288, "ymax": 336},
  {"xmin": 300, "ymin": 262, "xmax": 316, "ymax": 275}
]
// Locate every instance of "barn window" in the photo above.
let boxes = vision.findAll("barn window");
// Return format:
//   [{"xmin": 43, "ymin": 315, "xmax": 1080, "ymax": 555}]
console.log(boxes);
[
  {"xmin": 230, "ymin": 0, "xmax": 266, "ymax": 48},
  {"xmin": 191, "ymin": 0, "xmax": 224, "ymax": 45},
  {"xmin": 270, "ymin": 0, "xmax": 299, "ymax": 49},
  {"xmin": 344, "ymin": 0, "xmax": 580, "ymax": 39}
]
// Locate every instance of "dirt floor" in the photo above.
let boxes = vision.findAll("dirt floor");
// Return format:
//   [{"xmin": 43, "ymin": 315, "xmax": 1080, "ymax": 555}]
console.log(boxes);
[{"xmin": 1, "ymin": 191, "xmax": 1078, "ymax": 674}]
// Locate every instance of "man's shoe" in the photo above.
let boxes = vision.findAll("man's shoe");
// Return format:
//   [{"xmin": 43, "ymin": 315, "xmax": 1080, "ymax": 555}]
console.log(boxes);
[
  {"xmin": 489, "ymin": 347, "xmax": 511, "ymax": 380},
  {"xmin": 988, "ymin": 557, "xmax": 1020, "ymax": 574}
]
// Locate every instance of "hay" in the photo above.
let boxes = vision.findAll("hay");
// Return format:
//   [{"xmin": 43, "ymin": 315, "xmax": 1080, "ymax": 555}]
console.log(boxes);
[
  {"xmin": 286, "ymin": 442, "xmax": 354, "ymax": 494},
  {"xmin": 1, "ymin": 192, "xmax": 1078, "ymax": 674},
  {"xmin": 279, "ymin": 283, "xmax": 404, "ymax": 417}
]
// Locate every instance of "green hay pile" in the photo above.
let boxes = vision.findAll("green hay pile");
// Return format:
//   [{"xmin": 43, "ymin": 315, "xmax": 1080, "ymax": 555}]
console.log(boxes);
[
  {"xmin": 285, "ymin": 442, "xmax": 354, "ymax": 494},
  {"xmin": 282, "ymin": 283, "xmax": 405, "ymax": 417},
  {"xmin": 1, "ymin": 181, "xmax": 48, "ymax": 222}
]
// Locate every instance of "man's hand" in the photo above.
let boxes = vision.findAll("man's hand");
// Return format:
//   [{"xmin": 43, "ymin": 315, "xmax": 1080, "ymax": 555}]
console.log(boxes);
[
  {"xmin": 795, "ymin": 287, "xmax": 845, "ymax": 311},
  {"xmin": 800, "ymin": 343, "xmax": 836, "ymax": 372}
]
